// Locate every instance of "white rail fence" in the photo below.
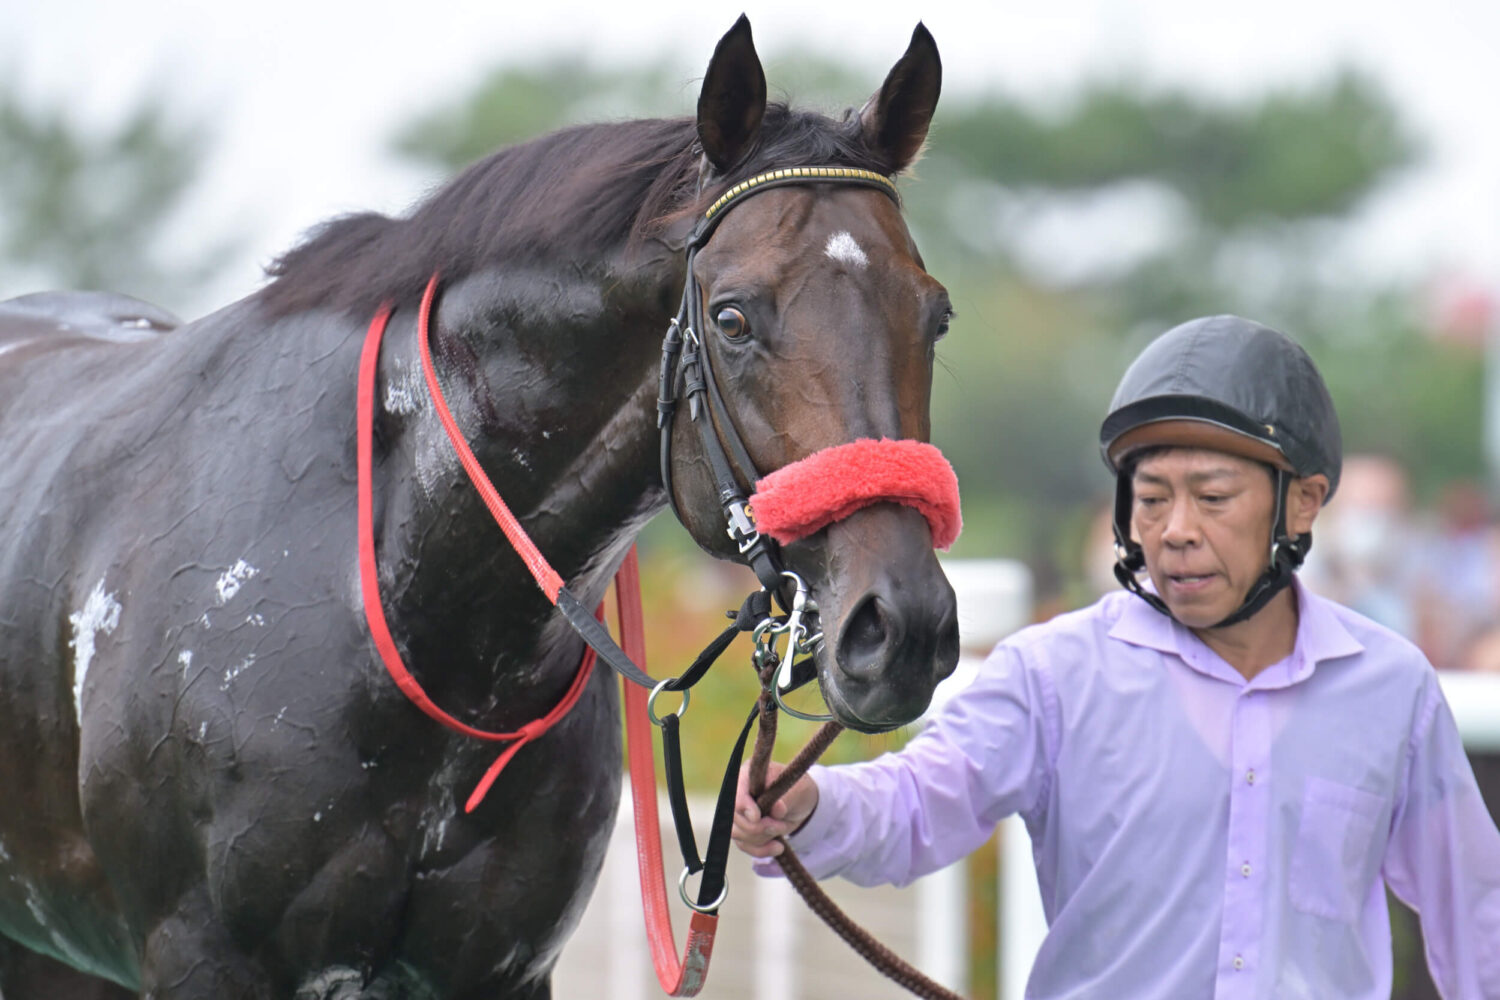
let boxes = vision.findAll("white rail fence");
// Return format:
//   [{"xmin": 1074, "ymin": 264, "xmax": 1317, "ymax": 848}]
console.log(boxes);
[
  {"xmin": 555, "ymin": 560, "xmax": 1500, "ymax": 998},
  {"xmin": 552, "ymin": 790, "xmax": 971, "ymax": 999}
]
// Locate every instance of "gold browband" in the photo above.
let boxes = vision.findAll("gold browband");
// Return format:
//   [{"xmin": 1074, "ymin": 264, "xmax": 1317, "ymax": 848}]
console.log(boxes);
[{"xmin": 702, "ymin": 166, "xmax": 898, "ymax": 223}]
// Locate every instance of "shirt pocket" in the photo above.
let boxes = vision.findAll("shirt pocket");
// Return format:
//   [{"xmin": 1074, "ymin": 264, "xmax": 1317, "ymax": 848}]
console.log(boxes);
[{"xmin": 1288, "ymin": 776, "xmax": 1385, "ymax": 922}]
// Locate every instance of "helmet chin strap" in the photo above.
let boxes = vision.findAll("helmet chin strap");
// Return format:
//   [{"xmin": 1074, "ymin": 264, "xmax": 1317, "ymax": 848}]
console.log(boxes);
[{"xmin": 1111, "ymin": 467, "xmax": 1311, "ymax": 629}]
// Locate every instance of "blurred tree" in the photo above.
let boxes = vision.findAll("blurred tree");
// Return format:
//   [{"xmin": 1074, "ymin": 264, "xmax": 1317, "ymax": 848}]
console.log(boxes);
[
  {"xmin": 395, "ymin": 55, "xmax": 1465, "ymax": 604},
  {"xmin": 0, "ymin": 91, "xmax": 233, "ymax": 308},
  {"xmin": 912, "ymin": 69, "xmax": 1425, "ymax": 567},
  {"xmin": 394, "ymin": 52, "xmax": 873, "ymax": 168}
]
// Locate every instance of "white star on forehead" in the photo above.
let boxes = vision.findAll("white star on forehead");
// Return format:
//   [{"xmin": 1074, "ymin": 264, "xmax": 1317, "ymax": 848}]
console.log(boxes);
[{"xmin": 824, "ymin": 230, "xmax": 869, "ymax": 268}]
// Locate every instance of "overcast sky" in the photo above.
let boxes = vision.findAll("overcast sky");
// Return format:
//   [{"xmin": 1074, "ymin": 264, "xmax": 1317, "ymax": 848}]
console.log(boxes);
[{"xmin": 3, "ymin": 0, "xmax": 1496, "ymax": 318}]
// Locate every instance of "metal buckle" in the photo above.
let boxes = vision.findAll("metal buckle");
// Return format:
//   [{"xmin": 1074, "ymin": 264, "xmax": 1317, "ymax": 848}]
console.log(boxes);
[
  {"xmin": 751, "ymin": 571, "xmax": 836, "ymax": 723},
  {"xmin": 647, "ymin": 678, "xmax": 690, "ymax": 727},
  {"xmin": 726, "ymin": 500, "xmax": 760, "ymax": 553},
  {"xmin": 679, "ymin": 866, "xmax": 728, "ymax": 914}
]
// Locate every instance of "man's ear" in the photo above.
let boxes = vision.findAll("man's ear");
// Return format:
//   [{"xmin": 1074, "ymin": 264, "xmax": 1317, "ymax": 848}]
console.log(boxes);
[{"xmin": 1288, "ymin": 474, "xmax": 1331, "ymax": 535}]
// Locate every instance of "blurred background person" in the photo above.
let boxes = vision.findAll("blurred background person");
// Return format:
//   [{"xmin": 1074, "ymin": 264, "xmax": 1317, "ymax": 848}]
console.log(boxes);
[
  {"xmin": 1415, "ymin": 479, "xmax": 1500, "ymax": 669},
  {"xmin": 1301, "ymin": 453, "xmax": 1420, "ymax": 637}
]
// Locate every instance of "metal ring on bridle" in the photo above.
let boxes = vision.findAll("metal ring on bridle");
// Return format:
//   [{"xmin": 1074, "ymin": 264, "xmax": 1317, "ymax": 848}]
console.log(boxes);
[
  {"xmin": 647, "ymin": 678, "xmax": 690, "ymax": 726},
  {"xmin": 678, "ymin": 866, "xmax": 728, "ymax": 914},
  {"xmin": 772, "ymin": 681, "xmax": 837, "ymax": 723}
]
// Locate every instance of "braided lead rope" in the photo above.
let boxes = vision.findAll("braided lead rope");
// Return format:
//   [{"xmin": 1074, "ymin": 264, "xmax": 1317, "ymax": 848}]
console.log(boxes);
[
  {"xmin": 747, "ymin": 709, "xmax": 966, "ymax": 1000},
  {"xmin": 773, "ymin": 847, "xmax": 966, "ymax": 1000}
]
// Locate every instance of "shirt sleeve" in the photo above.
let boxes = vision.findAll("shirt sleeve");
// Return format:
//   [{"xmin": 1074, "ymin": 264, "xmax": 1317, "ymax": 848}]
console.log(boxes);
[
  {"xmin": 1382, "ymin": 673, "xmax": 1500, "ymax": 998},
  {"xmin": 753, "ymin": 641, "xmax": 1058, "ymax": 888}
]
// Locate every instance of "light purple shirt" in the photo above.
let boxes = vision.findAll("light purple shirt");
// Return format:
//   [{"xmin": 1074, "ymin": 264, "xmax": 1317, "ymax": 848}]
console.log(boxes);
[{"xmin": 760, "ymin": 583, "xmax": 1500, "ymax": 998}]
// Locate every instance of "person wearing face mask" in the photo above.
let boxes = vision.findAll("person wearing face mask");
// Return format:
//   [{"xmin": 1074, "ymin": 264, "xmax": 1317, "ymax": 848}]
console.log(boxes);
[
  {"xmin": 1300, "ymin": 453, "xmax": 1419, "ymax": 637},
  {"xmin": 734, "ymin": 315, "xmax": 1500, "ymax": 999}
]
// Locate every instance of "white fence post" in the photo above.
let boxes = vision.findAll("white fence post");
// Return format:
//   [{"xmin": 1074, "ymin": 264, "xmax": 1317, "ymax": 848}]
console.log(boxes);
[
  {"xmin": 607, "ymin": 800, "xmax": 648, "ymax": 1000},
  {"xmin": 916, "ymin": 862, "xmax": 969, "ymax": 995},
  {"xmin": 755, "ymin": 873, "xmax": 796, "ymax": 999}
]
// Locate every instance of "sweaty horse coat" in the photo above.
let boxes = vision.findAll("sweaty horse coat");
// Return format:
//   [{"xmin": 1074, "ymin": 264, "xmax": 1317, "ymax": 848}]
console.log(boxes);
[{"xmin": 0, "ymin": 17, "xmax": 956, "ymax": 999}]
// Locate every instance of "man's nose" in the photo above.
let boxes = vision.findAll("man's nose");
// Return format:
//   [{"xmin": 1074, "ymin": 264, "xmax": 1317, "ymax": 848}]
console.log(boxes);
[{"xmin": 1161, "ymin": 499, "xmax": 1201, "ymax": 546}]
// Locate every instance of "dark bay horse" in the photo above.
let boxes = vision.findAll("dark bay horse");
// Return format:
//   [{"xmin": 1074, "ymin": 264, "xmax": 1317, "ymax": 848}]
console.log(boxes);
[{"xmin": 0, "ymin": 17, "xmax": 957, "ymax": 999}]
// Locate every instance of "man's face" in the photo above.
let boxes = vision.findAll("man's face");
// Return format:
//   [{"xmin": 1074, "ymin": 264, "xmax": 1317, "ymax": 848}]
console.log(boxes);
[{"xmin": 1131, "ymin": 448, "xmax": 1276, "ymax": 629}]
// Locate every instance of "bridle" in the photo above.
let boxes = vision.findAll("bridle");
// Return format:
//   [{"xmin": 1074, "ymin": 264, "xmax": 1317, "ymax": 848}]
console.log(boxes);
[
  {"xmin": 657, "ymin": 166, "xmax": 902, "ymax": 591},
  {"xmin": 655, "ymin": 165, "xmax": 902, "ymax": 719}
]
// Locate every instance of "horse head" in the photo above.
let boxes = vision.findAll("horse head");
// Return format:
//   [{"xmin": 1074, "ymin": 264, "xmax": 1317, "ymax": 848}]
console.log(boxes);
[{"xmin": 665, "ymin": 18, "xmax": 960, "ymax": 732}]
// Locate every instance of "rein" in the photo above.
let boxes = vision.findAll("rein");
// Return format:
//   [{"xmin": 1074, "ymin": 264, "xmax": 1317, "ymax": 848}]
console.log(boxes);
[{"xmin": 356, "ymin": 165, "xmax": 964, "ymax": 998}]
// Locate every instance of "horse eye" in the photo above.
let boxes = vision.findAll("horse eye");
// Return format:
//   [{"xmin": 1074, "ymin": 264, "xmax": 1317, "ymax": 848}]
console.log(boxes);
[
  {"xmin": 716, "ymin": 306, "xmax": 749, "ymax": 339},
  {"xmin": 935, "ymin": 309, "xmax": 954, "ymax": 341}
]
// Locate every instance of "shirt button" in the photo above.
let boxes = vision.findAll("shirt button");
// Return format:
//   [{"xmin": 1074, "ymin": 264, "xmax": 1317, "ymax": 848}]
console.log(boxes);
[
  {"xmin": 1245, "ymin": 769, "xmax": 1256, "ymax": 785},
  {"xmin": 1241, "ymin": 863, "xmax": 1252, "ymax": 877},
  {"xmin": 1233, "ymin": 956, "xmax": 1245, "ymax": 971}
]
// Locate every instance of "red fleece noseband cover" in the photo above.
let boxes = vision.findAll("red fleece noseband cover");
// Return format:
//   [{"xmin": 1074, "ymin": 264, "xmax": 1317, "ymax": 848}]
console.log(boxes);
[{"xmin": 748, "ymin": 438, "xmax": 961, "ymax": 550}]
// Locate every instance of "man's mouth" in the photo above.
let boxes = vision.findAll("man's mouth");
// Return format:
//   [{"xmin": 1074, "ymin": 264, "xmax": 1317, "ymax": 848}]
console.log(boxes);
[{"xmin": 1168, "ymin": 573, "xmax": 1214, "ymax": 586}]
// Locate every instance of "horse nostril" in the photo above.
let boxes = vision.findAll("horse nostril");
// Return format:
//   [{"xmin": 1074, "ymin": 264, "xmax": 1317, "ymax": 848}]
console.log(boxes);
[
  {"xmin": 935, "ymin": 608, "xmax": 961, "ymax": 680},
  {"xmin": 837, "ymin": 594, "xmax": 895, "ymax": 678}
]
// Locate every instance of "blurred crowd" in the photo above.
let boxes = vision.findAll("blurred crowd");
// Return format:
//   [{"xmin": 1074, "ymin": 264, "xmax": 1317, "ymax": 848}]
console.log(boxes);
[
  {"xmin": 1301, "ymin": 455, "xmax": 1500, "ymax": 673},
  {"xmin": 1079, "ymin": 454, "xmax": 1500, "ymax": 673}
]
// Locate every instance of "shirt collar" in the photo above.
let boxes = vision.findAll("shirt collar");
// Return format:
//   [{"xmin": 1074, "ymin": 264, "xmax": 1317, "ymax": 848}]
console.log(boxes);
[{"xmin": 1108, "ymin": 578, "xmax": 1365, "ymax": 688}]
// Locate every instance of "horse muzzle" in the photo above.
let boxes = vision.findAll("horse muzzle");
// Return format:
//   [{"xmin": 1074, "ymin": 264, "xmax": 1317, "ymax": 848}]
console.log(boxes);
[{"xmin": 749, "ymin": 439, "xmax": 962, "ymax": 732}]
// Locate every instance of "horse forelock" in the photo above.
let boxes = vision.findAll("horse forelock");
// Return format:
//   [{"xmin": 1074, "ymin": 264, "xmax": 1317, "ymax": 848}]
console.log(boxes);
[{"xmin": 258, "ymin": 102, "xmax": 895, "ymax": 321}]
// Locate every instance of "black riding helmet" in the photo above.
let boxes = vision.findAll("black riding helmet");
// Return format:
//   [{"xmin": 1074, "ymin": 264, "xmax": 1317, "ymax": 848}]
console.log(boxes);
[{"xmin": 1099, "ymin": 315, "xmax": 1342, "ymax": 627}]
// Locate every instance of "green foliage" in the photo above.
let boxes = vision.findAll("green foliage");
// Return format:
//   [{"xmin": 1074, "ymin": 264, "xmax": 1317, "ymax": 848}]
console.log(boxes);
[
  {"xmin": 0, "ymin": 91, "xmax": 232, "ymax": 306},
  {"xmin": 397, "ymin": 53, "xmax": 879, "ymax": 174},
  {"xmin": 395, "ymin": 60, "xmax": 695, "ymax": 169},
  {"xmin": 927, "ymin": 68, "xmax": 1415, "ymax": 227},
  {"xmin": 1304, "ymin": 297, "xmax": 1484, "ymax": 500}
]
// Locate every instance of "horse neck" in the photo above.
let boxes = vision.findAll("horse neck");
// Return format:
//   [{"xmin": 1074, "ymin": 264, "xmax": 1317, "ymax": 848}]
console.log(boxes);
[{"xmin": 369, "ymin": 257, "xmax": 678, "ymax": 715}]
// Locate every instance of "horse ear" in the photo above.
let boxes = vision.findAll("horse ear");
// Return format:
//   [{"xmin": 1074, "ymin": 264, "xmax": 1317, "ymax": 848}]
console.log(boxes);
[
  {"xmin": 858, "ymin": 23, "xmax": 942, "ymax": 174},
  {"xmin": 697, "ymin": 14, "xmax": 767, "ymax": 173}
]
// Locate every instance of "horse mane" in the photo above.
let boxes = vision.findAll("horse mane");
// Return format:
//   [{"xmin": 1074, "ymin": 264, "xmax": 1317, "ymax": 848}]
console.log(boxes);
[{"xmin": 259, "ymin": 103, "xmax": 896, "ymax": 319}]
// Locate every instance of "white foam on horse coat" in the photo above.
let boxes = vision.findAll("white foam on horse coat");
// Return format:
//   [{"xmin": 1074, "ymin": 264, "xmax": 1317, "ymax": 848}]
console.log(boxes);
[
  {"xmin": 421, "ymin": 756, "xmax": 465, "ymax": 857},
  {"xmin": 68, "ymin": 579, "xmax": 122, "ymax": 727},
  {"xmin": 824, "ymin": 230, "xmax": 869, "ymax": 268},
  {"xmin": 384, "ymin": 358, "xmax": 425, "ymax": 416},
  {"xmin": 220, "ymin": 655, "xmax": 257, "ymax": 691},
  {"xmin": 215, "ymin": 559, "xmax": 258, "ymax": 604},
  {"xmin": 297, "ymin": 968, "xmax": 366, "ymax": 997}
]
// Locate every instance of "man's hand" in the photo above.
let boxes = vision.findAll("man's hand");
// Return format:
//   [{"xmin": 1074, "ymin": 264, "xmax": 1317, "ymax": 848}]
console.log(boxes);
[{"xmin": 731, "ymin": 760, "xmax": 819, "ymax": 859}]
